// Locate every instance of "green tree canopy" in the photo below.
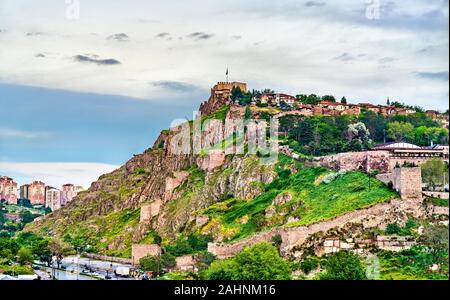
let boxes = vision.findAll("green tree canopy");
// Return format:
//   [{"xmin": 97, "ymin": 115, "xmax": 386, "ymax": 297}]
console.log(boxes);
[
  {"xmin": 205, "ymin": 242, "xmax": 291, "ymax": 280},
  {"xmin": 319, "ymin": 251, "xmax": 367, "ymax": 280},
  {"xmin": 387, "ymin": 121, "xmax": 414, "ymax": 142}
]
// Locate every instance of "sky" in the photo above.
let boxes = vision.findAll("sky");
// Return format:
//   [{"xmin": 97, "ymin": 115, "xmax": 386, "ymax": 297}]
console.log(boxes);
[{"xmin": 0, "ymin": 0, "xmax": 449, "ymax": 188}]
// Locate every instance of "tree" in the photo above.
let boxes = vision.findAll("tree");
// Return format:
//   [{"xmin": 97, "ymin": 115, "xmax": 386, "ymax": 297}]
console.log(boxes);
[
  {"xmin": 319, "ymin": 251, "xmax": 367, "ymax": 280},
  {"xmin": 387, "ymin": 121, "xmax": 414, "ymax": 142},
  {"xmin": 244, "ymin": 106, "xmax": 252, "ymax": 120},
  {"xmin": 140, "ymin": 253, "xmax": 176, "ymax": 274},
  {"xmin": 205, "ymin": 242, "xmax": 291, "ymax": 280},
  {"xmin": 19, "ymin": 210, "xmax": 36, "ymax": 224},
  {"xmin": 346, "ymin": 122, "xmax": 372, "ymax": 151},
  {"xmin": 421, "ymin": 159, "xmax": 448, "ymax": 190},
  {"xmin": 304, "ymin": 94, "xmax": 320, "ymax": 105},
  {"xmin": 322, "ymin": 95, "xmax": 336, "ymax": 102},
  {"xmin": 341, "ymin": 96, "xmax": 347, "ymax": 104},
  {"xmin": 418, "ymin": 225, "xmax": 449, "ymax": 261},
  {"xmin": 17, "ymin": 247, "xmax": 33, "ymax": 265}
]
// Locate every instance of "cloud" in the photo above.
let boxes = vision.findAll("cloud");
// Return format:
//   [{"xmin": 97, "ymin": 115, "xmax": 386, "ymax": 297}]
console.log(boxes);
[
  {"xmin": 0, "ymin": 128, "xmax": 50, "ymax": 139},
  {"xmin": 304, "ymin": 1, "xmax": 326, "ymax": 7},
  {"xmin": 333, "ymin": 52, "xmax": 357, "ymax": 61},
  {"xmin": 0, "ymin": 162, "xmax": 119, "ymax": 189},
  {"xmin": 187, "ymin": 32, "xmax": 215, "ymax": 40},
  {"xmin": 379, "ymin": 57, "xmax": 397, "ymax": 64},
  {"xmin": 231, "ymin": 35, "xmax": 242, "ymax": 40},
  {"xmin": 149, "ymin": 80, "xmax": 201, "ymax": 93},
  {"xmin": 156, "ymin": 32, "xmax": 170, "ymax": 38},
  {"xmin": 73, "ymin": 55, "xmax": 121, "ymax": 66},
  {"xmin": 415, "ymin": 71, "xmax": 449, "ymax": 81},
  {"xmin": 26, "ymin": 32, "xmax": 43, "ymax": 37},
  {"xmin": 35, "ymin": 53, "xmax": 46, "ymax": 58},
  {"xmin": 107, "ymin": 33, "xmax": 129, "ymax": 42}
]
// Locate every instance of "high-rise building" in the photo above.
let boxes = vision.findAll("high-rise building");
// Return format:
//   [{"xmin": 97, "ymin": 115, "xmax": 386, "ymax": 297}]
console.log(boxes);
[
  {"xmin": 29, "ymin": 181, "xmax": 46, "ymax": 205},
  {"xmin": 20, "ymin": 184, "xmax": 30, "ymax": 200},
  {"xmin": 45, "ymin": 188, "xmax": 62, "ymax": 211},
  {"xmin": 0, "ymin": 176, "xmax": 18, "ymax": 204},
  {"xmin": 61, "ymin": 184, "xmax": 77, "ymax": 206}
]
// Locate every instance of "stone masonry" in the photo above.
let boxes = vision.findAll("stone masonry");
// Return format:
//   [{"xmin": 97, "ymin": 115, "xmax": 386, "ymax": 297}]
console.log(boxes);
[
  {"xmin": 392, "ymin": 167, "xmax": 422, "ymax": 200},
  {"xmin": 208, "ymin": 198, "xmax": 426, "ymax": 259},
  {"xmin": 131, "ymin": 244, "xmax": 161, "ymax": 265}
]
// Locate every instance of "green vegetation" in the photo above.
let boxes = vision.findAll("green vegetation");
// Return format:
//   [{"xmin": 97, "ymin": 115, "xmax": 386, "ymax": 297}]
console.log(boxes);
[
  {"xmin": 421, "ymin": 159, "xmax": 449, "ymax": 190},
  {"xmin": 385, "ymin": 219, "xmax": 419, "ymax": 236},
  {"xmin": 198, "ymin": 165, "xmax": 397, "ymax": 241},
  {"xmin": 140, "ymin": 253, "xmax": 176, "ymax": 275},
  {"xmin": 0, "ymin": 232, "xmax": 71, "ymax": 275},
  {"xmin": 279, "ymin": 111, "xmax": 448, "ymax": 157},
  {"xmin": 165, "ymin": 234, "xmax": 212, "ymax": 257},
  {"xmin": 318, "ymin": 251, "xmax": 367, "ymax": 280},
  {"xmin": 205, "ymin": 242, "xmax": 291, "ymax": 280}
]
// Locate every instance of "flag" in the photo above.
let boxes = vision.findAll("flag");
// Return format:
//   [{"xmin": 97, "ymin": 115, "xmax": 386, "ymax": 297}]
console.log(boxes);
[{"xmin": 226, "ymin": 67, "xmax": 228, "ymax": 76}]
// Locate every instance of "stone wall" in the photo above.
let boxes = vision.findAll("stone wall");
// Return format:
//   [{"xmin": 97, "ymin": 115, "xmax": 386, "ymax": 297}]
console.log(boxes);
[
  {"xmin": 423, "ymin": 191, "xmax": 449, "ymax": 199},
  {"xmin": 306, "ymin": 151, "xmax": 391, "ymax": 174},
  {"xmin": 131, "ymin": 244, "xmax": 161, "ymax": 265},
  {"xmin": 433, "ymin": 206, "xmax": 449, "ymax": 215},
  {"xmin": 322, "ymin": 235, "xmax": 415, "ymax": 254},
  {"xmin": 376, "ymin": 235, "xmax": 415, "ymax": 252},
  {"xmin": 392, "ymin": 167, "xmax": 422, "ymax": 200},
  {"xmin": 208, "ymin": 198, "xmax": 427, "ymax": 259},
  {"xmin": 85, "ymin": 253, "xmax": 132, "ymax": 265},
  {"xmin": 139, "ymin": 200, "xmax": 163, "ymax": 222},
  {"xmin": 175, "ymin": 255, "xmax": 197, "ymax": 271}
]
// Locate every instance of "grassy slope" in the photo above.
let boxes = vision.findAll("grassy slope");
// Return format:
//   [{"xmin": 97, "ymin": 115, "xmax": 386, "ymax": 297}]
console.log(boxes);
[{"xmin": 198, "ymin": 156, "xmax": 398, "ymax": 242}]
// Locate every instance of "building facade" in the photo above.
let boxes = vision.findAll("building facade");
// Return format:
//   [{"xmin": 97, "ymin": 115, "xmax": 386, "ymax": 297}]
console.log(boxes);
[
  {"xmin": 29, "ymin": 181, "xmax": 46, "ymax": 205},
  {"xmin": 0, "ymin": 176, "xmax": 18, "ymax": 204},
  {"xmin": 61, "ymin": 184, "xmax": 77, "ymax": 206},
  {"xmin": 45, "ymin": 188, "xmax": 62, "ymax": 211}
]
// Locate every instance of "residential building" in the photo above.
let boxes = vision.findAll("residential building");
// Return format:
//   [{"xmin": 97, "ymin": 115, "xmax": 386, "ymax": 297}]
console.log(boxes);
[
  {"xmin": 45, "ymin": 188, "xmax": 62, "ymax": 211},
  {"xmin": 29, "ymin": 181, "xmax": 46, "ymax": 205},
  {"xmin": 61, "ymin": 184, "xmax": 77, "ymax": 206},
  {"xmin": 0, "ymin": 176, "xmax": 18, "ymax": 204},
  {"xmin": 20, "ymin": 184, "xmax": 30, "ymax": 200}
]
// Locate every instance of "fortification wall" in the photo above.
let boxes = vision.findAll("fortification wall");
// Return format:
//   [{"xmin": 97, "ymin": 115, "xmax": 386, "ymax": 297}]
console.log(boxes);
[
  {"xmin": 208, "ymin": 198, "xmax": 426, "ymax": 259},
  {"xmin": 131, "ymin": 244, "xmax": 161, "ymax": 265},
  {"xmin": 392, "ymin": 167, "xmax": 422, "ymax": 200}
]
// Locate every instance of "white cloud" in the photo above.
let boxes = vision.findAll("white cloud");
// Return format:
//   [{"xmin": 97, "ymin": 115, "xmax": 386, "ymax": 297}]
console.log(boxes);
[
  {"xmin": 0, "ymin": 0, "xmax": 448, "ymax": 109},
  {"xmin": 0, "ymin": 128, "xmax": 50, "ymax": 139},
  {"xmin": 0, "ymin": 162, "xmax": 119, "ymax": 189}
]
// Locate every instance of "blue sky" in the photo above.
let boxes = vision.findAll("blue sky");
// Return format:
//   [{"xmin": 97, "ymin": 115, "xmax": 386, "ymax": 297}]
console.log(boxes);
[{"xmin": 0, "ymin": 0, "xmax": 448, "ymax": 187}]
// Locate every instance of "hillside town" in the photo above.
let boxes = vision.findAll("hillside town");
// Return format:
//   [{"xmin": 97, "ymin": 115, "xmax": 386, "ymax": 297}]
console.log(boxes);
[{"xmin": 211, "ymin": 81, "xmax": 449, "ymax": 127}]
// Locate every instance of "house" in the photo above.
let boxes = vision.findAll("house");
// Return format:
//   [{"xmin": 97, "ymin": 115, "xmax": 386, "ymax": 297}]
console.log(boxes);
[
  {"xmin": 359, "ymin": 103, "xmax": 380, "ymax": 113},
  {"xmin": 318, "ymin": 101, "xmax": 347, "ymax": 111}
]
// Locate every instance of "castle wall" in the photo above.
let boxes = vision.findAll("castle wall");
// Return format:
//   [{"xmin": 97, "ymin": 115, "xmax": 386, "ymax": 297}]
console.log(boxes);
[
  {"xmin": 392, "ymin": 167, "xmax": 422, "ymax": 200},
  {"xmin": 131, "ymin": 244, "xmax": 161, "ymax": 265}
]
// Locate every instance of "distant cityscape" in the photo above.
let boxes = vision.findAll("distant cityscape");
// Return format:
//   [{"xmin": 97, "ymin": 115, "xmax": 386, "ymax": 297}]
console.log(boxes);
[{"xmin": 0, "ymin": 176, "xmax": 84, "ymax": 211}]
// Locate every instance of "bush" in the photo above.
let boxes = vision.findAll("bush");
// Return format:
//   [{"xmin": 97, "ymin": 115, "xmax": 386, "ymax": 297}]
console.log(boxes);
[
  {"xmin": 319, "ymin": 251, "xmax": 367, "ymax": 280},
  {"xmin": 139, "ymin": 253, "xmax": 176, "ymax": 274},
  {"xmin": 385, "ymin": 223, "xmax": 401, "ymax": 235},
  {"xmin": 205, "ymin": 242, "xmax": 291, "ymax": 280},
  {"xmin": 300, "ymin": 256, "xmax": 320, "ymax": 274}
]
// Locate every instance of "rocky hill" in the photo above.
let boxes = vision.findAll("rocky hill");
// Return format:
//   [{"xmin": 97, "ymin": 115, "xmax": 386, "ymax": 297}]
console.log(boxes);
[{"xmin": 25, "ymin": 87, "xmax": 441, "ymax": 262}]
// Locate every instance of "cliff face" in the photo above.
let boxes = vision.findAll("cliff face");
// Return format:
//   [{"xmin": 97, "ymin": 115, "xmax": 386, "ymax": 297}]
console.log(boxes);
[{"xmin": 26, "ymin": 100, "xmax": 278, "ymax": 256}]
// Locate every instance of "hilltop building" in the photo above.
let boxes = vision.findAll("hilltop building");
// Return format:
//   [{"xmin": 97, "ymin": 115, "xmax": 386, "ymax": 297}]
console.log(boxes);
[{"xmin": 61, "ymin": 183, "xmax": 77, "ymax": 206}]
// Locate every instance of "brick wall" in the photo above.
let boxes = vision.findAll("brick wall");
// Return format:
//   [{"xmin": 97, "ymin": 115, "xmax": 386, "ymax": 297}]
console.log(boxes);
[{"xmin": 392, "ymin": 167, "xmax": 422, "ymax": 200}]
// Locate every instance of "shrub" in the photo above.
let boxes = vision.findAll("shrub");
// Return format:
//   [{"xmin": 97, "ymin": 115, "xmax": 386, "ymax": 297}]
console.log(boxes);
[
  {"xmin": 319, "ymin": 251, "xmax": 367, "ymax": 280},
  {"xmin": 386, "ymin": 223, "xmax": 401, "ymax": 235},
  {"xmin": 139, "ymin": 253, "xmax": 176, "ymax": 274},
  {"xmin": 205, "ymin": 242, "xmax": 291, "ymax": 280},
  {"xmin": 300, "ymin": 256, "xmax": 320, "ymax": 274}
]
